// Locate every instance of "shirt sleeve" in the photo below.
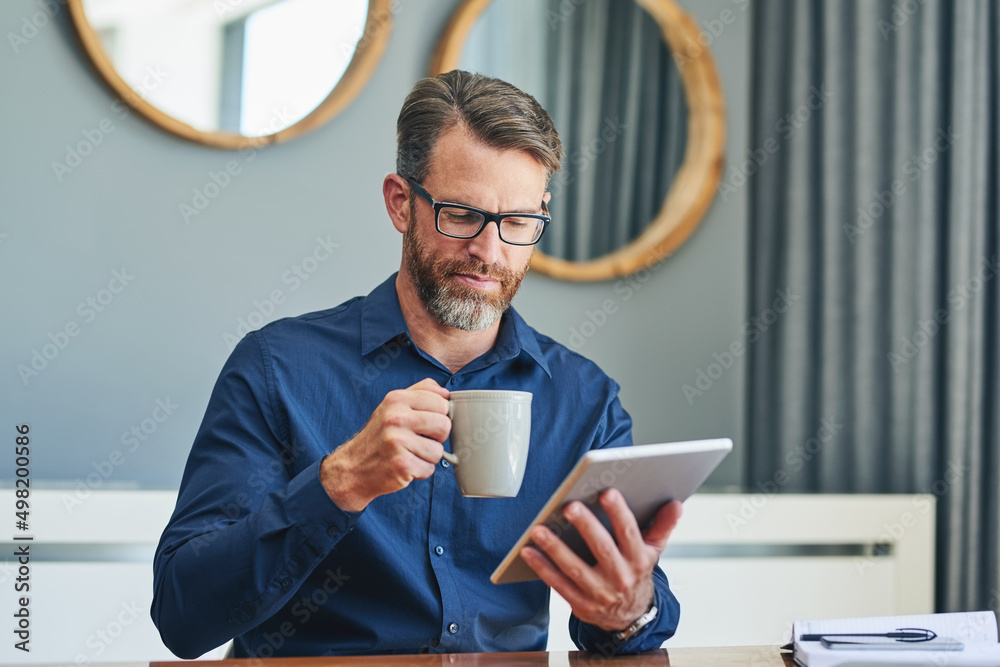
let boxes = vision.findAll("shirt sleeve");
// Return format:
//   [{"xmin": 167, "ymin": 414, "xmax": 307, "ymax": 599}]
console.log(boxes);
[
  {"xmin": 567, "ymin": 391, "xmax": 682, "ymax": 654},
  {"xmin": 151, "ymin": 332, "xmax": 362, "ymax": 659}
]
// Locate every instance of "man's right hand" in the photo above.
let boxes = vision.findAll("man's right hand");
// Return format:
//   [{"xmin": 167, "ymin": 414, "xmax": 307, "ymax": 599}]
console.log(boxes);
[{"xmin": 320, "ymin": 378, "xmax": 451, "ymax": 512}]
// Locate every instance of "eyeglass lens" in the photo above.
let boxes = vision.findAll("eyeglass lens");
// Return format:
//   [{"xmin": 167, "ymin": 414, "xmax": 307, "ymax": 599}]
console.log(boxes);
[{"xmin": 438, "ymin": 207, "xmax": 543, "ymax": 244}]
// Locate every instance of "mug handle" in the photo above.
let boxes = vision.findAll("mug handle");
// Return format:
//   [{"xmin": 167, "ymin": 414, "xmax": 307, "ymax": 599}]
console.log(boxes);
[{"xmin": 442, "ymin": 400, "xmax": 459, "ymax": 465}]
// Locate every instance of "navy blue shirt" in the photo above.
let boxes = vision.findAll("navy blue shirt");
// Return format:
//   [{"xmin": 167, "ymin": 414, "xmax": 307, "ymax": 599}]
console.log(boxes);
[{"xmin": 152, "ymin": 274, "xmax": 679, "ymax": 658}]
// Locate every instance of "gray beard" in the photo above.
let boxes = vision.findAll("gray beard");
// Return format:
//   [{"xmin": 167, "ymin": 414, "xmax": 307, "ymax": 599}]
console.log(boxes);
[{"xmin": 419, "ymin": 282, "xmax": 505, "ymax": 331}]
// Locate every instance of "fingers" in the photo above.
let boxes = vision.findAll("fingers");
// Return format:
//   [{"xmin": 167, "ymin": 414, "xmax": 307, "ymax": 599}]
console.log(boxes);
[
  {"xmin": 407, "ymin": 377, "xmax": 450, "ymax": 399},
  {"xmin": 563, "ymin": 501, "xmax": 631, "ymax": 584},
  {"xmin": 600, "ymin": 488, "xmax": 646, "ymax": 564},
  {"xmin": 642, "ymin": 500, "xmax": 682, "ymax": 553},
  {"xmin": 388, "ymin": 384, "xmax": 450, "ymax": 415},
  {"xmin": 521, "ymin": 536, "xmax": 591, "ymax": 611},
  {"xmin": 525, "ymin": 502, "xmax": 629, "ymax": 604},
  {"xmin": 380, "ymin": 382, "xmax": 451, "ymax": 443},
  {"xmin": 390, "ymin": 408, "xmax": 451, "ymax": 443},
  {"xmin": 522, "ymin": 494, "xmax": 677, "ymax": 631},
  {"xmin": 404, "ymin": 432, "xmax": 450, "ymax": 465}
]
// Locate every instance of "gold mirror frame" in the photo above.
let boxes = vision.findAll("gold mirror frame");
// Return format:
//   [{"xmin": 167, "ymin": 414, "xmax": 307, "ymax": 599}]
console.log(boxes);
[
  {"xmin": 68, "ymin": 0, "xmax": 393, "ymax": 150},
  {"xmin": 431, "ymin": 0, "xmax": 725, "ymax": 281}
]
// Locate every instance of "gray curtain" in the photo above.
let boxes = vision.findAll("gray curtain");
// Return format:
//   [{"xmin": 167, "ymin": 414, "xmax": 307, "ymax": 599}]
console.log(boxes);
[
  {"xmin": 540, "ymin": 0, "xmax": 686, "ymax": 262},
  {"xmin": 747, "ymin": 0, "xmax": 1000, "ymax": 612}
]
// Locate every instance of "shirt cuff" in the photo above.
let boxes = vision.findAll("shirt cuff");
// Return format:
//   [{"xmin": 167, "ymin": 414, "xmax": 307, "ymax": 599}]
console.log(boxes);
[
  {"xmin": 285, "ymin": 457, "xmax": 363, "ymax": 548},
  {"xmin": 573, "ymin": 581, "xmax": 677, "ymax": 655}
]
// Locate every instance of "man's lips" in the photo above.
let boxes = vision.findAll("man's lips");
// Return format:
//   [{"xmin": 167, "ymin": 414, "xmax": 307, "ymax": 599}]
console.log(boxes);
[{"xmin": 454, "ymin": 272, "xmax": 500, "ymax": 289}]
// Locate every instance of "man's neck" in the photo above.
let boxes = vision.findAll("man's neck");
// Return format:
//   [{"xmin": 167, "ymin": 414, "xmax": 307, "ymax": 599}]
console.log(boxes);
[{"xmin": 395, "ymin": 272, "xmax": 501, "ymax": 374}]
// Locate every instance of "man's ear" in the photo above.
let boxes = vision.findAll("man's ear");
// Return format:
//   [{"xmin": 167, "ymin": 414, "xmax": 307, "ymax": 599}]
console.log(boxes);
[
  {"xmin": 542, "ymin": 191, "xmax": 552, "ymax": 207},
  {"xmin": 383, "ymin": 174, "xmax": 411, "ymax": 234}
]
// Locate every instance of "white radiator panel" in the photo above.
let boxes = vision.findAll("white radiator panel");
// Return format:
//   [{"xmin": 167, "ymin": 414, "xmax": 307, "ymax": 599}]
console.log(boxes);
[
  {"xmin": 547, "ymin": 494, "xmax": 935, "ymax": 650},
  {"xmin": 0, "ymin": 490, "xmax": 228, "ymax": 663}
]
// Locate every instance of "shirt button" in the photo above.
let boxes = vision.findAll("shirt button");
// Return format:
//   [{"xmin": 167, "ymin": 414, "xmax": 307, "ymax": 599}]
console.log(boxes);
[
  {"xmin": 448, "ymin": 622, "xmax": 459, "ymax": 634},
  {"xmin": 441, "ymin": 458, "xmax": 451, "ymax": 468},
  {"xmin": 281, "ymin": 577, "xmax": 292, "ymax": 588},
  {"xmin": 434, "ymin": 545, "xmax": 445, "ymax": 556},
  {"xmin": 327, "ymin": 527, "xmax": 339, "ymax": 538}
]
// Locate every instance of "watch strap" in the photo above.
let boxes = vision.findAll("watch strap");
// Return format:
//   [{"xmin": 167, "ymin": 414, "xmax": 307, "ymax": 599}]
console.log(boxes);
[{"xmin": 612, "ymin": 602, "xmax": 658, "ymax": 643}]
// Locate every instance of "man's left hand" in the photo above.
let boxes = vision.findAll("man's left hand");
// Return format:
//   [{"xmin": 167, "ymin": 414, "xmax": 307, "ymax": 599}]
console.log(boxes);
[{"xmin": 520, "ymin": 490, "xmax": 682, "ymax": 632}]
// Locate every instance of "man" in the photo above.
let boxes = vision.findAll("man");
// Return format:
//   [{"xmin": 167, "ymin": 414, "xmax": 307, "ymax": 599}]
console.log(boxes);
[{"xmin": 152, "ymin": 70, "xmax": 682, "ymax": 659}]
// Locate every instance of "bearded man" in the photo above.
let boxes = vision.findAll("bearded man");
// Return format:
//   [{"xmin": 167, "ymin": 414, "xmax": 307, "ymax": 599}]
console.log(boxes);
[{"xmin": 152, "ymin": 70, "xmax": 682, "ymax": 659}]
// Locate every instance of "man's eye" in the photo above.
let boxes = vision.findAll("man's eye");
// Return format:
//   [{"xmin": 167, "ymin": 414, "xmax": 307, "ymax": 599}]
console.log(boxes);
[{"xmin": 445, "ymin": 211, "xmax": 479, "ymax": 223}]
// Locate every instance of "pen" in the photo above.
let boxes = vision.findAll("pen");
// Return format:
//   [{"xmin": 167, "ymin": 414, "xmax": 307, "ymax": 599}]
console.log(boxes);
[{"xmin": 800, "ymin": 630, "xmax": 937, "ymax": 642}]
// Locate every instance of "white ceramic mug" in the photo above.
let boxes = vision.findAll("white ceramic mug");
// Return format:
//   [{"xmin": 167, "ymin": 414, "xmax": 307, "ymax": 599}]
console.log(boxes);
[{"xmin": 442, "ymin": 390, "xmax": 532, "ymax": 497}]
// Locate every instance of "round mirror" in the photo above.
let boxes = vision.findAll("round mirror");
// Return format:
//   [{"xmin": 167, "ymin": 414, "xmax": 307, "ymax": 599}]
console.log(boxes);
[
  {"xmin": 432, "ymin": 0, "xmax": 724, "ymax": 281},
  {"xmin": 69, "ymin": 0, "xmax": 393, "ymax": 149}
]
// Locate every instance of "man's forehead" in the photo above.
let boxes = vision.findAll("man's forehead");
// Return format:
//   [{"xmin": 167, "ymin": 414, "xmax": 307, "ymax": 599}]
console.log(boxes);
[{"xmin": 424, "ymin": 128, "xmax": 548, "ymax": 206}]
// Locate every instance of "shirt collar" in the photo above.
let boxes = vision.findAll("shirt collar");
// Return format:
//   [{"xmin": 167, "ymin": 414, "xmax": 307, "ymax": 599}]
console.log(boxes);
[
  {"xmin": 360, "ymin": 274, "xmax": 410, "ymax": 356},
  {"xmin": 359, "ymin": 273, "xmax": 551, "ymax": 378}
]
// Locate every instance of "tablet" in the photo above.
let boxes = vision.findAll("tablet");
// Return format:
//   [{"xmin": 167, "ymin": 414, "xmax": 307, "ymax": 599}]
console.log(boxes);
[{"xmin": 490, "ymin": 438, "xmax": 733, "ymax": 584}]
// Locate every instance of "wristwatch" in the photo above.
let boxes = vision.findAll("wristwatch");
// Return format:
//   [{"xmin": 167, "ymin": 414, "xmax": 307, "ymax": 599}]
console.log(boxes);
[{"xmin": 612, "ymin": 602, "xmax": 658, "ymax": 642}]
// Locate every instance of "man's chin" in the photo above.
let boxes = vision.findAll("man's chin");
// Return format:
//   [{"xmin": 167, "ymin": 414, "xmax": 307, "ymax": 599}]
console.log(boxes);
[{"xmin": 430, "ymin": 296, "xmax": 505, "ymax": 331}]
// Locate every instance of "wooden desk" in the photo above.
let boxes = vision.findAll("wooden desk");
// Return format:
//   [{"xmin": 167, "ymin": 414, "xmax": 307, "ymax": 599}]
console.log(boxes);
[{"xmin": 146, "ymin": 646, "xmax": 794, "ymax": 667}]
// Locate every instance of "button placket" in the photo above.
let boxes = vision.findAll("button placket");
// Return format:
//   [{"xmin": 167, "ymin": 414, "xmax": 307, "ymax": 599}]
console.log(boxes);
[{"xmin": 427, "ymin": 449, "xmax": 464, "ymax": 650}]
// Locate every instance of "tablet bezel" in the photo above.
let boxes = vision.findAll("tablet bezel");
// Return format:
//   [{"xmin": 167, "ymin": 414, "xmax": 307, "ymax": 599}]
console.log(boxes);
[{"xmin": 490, "ymin": 438, "xmax": 733, "ymax": 585}]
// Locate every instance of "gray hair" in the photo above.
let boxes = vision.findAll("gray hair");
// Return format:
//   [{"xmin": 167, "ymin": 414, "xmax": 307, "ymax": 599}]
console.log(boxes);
[{"xmin": 396, "ymin": 70, "xmax": 563, "ymax": 185}]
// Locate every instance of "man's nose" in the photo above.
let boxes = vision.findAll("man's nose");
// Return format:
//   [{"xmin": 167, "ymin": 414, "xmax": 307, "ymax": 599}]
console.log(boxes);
[{"xmin": 466, "ymin": 220, "xmax": 503, "ymax": 266}]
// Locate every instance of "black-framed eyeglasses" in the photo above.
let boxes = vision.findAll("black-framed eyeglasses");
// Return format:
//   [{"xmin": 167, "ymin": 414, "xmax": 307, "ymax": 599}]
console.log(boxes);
[{"xmin": 404, "ymin": 176, "xmax": 550, "ymax": 246}]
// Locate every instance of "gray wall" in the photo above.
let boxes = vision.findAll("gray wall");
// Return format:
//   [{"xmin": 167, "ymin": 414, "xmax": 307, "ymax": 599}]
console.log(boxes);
[{"xmin": 0, "ymin": 0, "xmax": 749, "ymax": 490}]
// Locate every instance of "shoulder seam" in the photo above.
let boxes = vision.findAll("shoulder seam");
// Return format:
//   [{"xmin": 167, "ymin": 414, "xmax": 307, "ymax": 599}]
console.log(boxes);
[{"xmin": 248, "ymin": 331, "xmax": 289, "ymax": 447}]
